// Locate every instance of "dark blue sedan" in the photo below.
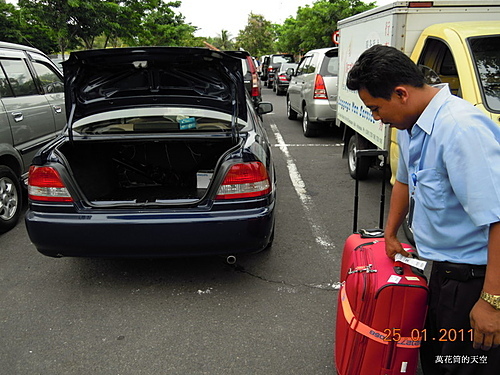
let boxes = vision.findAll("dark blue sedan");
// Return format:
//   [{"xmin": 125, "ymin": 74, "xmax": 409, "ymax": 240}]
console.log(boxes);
[{"xmin": 25, "ymin": 47, "xmax": 276, "ymax": 259}]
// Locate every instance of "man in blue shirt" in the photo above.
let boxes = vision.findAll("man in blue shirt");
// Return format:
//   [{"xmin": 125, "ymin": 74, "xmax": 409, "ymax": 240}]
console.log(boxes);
[{"xmin": 347, "ymin": 45, "xmax": 500, "ymax": 375}]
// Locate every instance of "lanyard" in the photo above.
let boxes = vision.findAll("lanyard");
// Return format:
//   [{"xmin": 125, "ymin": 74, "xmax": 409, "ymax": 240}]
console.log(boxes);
[{"xmin": 407, "ymin": 128, "xmax": 429, "ymax": 229}]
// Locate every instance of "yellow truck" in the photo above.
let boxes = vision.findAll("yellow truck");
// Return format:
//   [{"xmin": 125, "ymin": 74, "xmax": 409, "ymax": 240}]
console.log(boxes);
[{"xmin": 336, "ymin": 1, "xmax": 500, "ymax": 181}]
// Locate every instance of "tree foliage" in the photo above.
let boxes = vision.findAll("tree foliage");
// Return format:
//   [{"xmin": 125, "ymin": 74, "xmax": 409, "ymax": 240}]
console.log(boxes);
[
  {"xmin": 1, "ymin": 0, "xmax": 376, "ymax": 58},
  {"xmin": 235, "ymin": 13, "xmax": 275, "ymax": 57},
  {"xmin": 276, "ymin": 0, "xmax": 376, "ymax": 55}
]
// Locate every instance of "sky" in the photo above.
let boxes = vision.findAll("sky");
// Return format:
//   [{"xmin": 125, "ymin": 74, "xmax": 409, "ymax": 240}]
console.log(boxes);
[{"xmin": 178, "ymin": 0, "xmax": 394, "ymax": 38}]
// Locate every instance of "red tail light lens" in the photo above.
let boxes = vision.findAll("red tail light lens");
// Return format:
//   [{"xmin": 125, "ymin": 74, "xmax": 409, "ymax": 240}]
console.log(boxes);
[
  {"xmin": 28, "ymin": 166, "xmax": 73, "ymax": 202},
  {"xmin": 278, "ymin": 74, "xmax": 288, "ymax": 82},
  {"xmin": 313, "ymin": 74, "xmax": 328, "ymax": 99},
  {"xmin": 251, "ymin": 72, "xmax": 260, "ymax": 97},
  {"xmin": 216, "ymin": 162, "xmax": 271, "ymax": 200}
]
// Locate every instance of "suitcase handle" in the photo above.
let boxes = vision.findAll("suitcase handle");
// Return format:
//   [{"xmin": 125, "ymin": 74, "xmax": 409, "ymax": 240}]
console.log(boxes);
[{"xmin": 353, "ymin": 150, "xmax": 388, "ymax": 233}]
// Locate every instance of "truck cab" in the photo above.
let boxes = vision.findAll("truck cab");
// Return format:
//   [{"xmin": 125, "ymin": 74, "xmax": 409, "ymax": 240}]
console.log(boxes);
[{"xmin": 390, "ymin": 21, "xmax": 500, "ymax": 183}]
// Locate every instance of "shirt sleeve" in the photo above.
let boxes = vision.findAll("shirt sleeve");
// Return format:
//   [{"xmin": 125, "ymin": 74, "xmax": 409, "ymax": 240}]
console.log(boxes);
[
  {"xmin": 396, "ymin": 130, "xmax": 409, "ymax": 185},
  {"xmin": 445, "ymin": 112, "xmax": 500, "ymax": 227}
]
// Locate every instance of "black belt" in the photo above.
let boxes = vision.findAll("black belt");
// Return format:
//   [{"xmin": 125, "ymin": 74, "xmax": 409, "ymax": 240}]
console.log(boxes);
[{"xmin": 434, "ymin": 261, "xmax": 486, "ymax": 281}]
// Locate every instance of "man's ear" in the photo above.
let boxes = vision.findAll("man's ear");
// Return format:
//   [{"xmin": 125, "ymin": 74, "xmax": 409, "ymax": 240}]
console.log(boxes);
[{"xmin": 394, "ymin": 86, "xmax": 409, "ymax": 103}]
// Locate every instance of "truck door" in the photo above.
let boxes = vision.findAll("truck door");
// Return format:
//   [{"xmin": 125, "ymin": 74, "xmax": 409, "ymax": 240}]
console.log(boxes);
[{"xmin": 417, "ymin": 38, "xmax": 461, "ymax": 96}]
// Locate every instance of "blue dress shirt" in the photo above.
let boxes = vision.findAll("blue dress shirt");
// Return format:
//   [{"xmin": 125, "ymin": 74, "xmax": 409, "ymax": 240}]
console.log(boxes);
[{"xmin": 396, "ymin": 84, "xmax": 500, "ymax": 265}]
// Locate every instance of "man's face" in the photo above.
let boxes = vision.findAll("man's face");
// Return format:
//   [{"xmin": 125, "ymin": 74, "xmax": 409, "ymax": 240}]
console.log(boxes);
[{"xmin": 358, "ymin": 88, "xmax": 414, "ymax": 130}]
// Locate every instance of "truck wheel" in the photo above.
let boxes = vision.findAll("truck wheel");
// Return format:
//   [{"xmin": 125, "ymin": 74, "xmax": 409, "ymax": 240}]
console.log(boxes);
[
  {"xmin": 302, "ymin": 106, "xmax": 317, "ymax": 137},
  {"xmin": 348, "ymin": 135, "xmax": 370, "ymax": 180},
  {"xmin": 287, "ymin": 97, "xmax": 298, "ymax": 120},
  {"xmin": 0, "ymin": 166, "xmax": 22, "ymax": 234}
]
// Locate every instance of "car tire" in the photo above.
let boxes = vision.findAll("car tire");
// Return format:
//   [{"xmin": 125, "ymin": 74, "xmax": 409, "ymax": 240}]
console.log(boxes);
[
  {"xmin": 287, "ymin": 97, "xmax": 298, "ymax": 120},
  {"xmin": 302, "ymin": 106, "xmax": 317, "ymax": 137},
  {"xmin": 347, "ymin": 135, "xmax": 370, "ymax": 180},
  {"xmin": 0, "ymin": 166, "xmax": 22, "ymax": 234}
]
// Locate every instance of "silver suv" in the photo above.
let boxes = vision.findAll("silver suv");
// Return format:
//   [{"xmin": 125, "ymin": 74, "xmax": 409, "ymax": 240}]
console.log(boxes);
[
  {"xmin": 286, "ymin": 47, "xmax": 338, "ymax": 137},
  {"xmin": 0, "ymin": 41, "xmax": 65, "ymax": 233}
]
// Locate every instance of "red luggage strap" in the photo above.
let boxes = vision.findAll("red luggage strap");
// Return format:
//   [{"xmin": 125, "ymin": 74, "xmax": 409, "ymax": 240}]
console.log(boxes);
[{"xmin": 340, "ymin": 284, "xmax": 421, "ymax": 348}]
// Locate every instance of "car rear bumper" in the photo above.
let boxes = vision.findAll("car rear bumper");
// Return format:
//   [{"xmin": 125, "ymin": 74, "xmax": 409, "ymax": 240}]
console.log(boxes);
[
  {"xmin": 25, "ymin": 202, "xmax": 275, "ymax": 258},
  {"xmin": 308, "ymin": 100, "xmax": 337, "ymax": 123}
]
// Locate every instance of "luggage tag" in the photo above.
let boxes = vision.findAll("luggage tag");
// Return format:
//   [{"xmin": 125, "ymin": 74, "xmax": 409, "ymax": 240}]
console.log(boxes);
[{"xmin": 395, "ymin": 253, "xmax": 427, "ymax": 272}]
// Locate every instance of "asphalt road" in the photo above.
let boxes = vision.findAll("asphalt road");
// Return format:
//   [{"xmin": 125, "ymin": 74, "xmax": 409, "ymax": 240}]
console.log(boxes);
[{"xmin": 0, "ymin": 88, "xmax": 404, "ymax": 375}]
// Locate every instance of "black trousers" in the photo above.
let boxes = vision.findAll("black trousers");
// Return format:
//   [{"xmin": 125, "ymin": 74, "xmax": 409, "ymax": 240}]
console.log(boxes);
[{"xmin": 421, "ymin": 262, "xmax": 500, "ymax": 375}]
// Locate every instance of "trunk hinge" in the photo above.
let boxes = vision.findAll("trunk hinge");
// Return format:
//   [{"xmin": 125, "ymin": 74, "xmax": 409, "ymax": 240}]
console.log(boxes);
[{"xmin": 67, "ymin": 102, "xmax": 77, "ymax": 145}]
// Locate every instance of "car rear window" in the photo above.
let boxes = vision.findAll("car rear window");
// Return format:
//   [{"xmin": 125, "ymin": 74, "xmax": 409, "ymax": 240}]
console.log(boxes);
[
  {"xmin": 72, "ymin": 108, "xmax": 250, "ymax": 135},
  {"xmin": 319, "ymin": 55, "xmax": 339, "ymax": 77}
]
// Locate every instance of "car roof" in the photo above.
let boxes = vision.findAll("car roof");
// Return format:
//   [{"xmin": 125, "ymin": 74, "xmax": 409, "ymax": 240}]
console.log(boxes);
[{"xmin": 0, "ymin": 41, "xmax": 45, "ymax": 55}]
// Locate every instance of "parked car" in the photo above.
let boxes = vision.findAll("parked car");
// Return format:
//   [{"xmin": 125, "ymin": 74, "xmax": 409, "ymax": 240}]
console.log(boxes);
[
  {"xmin": 225, "ymin": 50, "xmax": 262, "ymax": 108},
  {"xmin": 262, "ymin": 54, "xmax": 295, "ymax": 88},
  {"xmin": 25, "ymin": 47, "xmax": 276, "ymax": 259},
  {"xmin": 0, "ymin": 41, "xmax": 65, "ymax": 233},
  {"xmin": 273, "ymin": 62, "xmax": 299, "ymax": 95},
  {"xmin": 286, "ymin": 47, "xmax": 339, "ymax": 137}
]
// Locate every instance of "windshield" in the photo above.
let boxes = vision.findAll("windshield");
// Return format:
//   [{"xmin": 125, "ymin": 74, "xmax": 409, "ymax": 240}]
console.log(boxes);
[
  {"xmin": 72, "ymin": 108, "xmax": 249, "ymax": 135},
  {"xmin": 272, "ymin": 55, "xmax": 294, "ymax": 64},
  {"xmin": 469, "ymin": 35, "xmax": 500, "ymax": 112}
]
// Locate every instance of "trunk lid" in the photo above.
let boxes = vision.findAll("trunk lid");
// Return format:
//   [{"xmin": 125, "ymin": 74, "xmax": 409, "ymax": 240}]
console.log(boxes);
[{"xmin": 63, "ymin": 47, "xmax": 247, "ymax": 130}]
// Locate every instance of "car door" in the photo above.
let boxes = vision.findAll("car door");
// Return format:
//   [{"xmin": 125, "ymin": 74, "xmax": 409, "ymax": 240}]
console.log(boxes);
[
  {"xmin": 0, "ymin": 50, "xmax": 60, "ymax": 172},
  {"xmin": 288, "ymin": 55, "xmax": 312, "ymax": 113},
  {"xmin": 28, "ymin": 51, "xmax": 66, "ymax": 131}
]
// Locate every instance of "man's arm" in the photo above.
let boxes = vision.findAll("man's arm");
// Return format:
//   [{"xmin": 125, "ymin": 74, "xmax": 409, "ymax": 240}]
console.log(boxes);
[
  {"xmin": 384, "ymin": 180, "xmax": 410, "ymax": 258},
  {"xmin": 470, "ymin": 221, "xmax": 500, "ymax": 351}
]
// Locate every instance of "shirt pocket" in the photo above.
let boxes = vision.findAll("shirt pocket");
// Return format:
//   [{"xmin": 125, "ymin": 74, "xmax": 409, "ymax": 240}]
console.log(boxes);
[{"xmin": 415, "ymin": 168, "xmax": 445, "ymax": 210}]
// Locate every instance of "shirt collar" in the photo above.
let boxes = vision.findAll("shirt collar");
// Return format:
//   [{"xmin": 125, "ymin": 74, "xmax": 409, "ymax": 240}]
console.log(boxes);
[{"xmin": 413, "ymin": 83, "xmax": 451, "ymax": 136}]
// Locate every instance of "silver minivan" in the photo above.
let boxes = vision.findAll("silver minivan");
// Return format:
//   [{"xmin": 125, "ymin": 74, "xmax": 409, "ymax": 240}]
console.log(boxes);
[
  {"xmin": 0, "ymin": 41, "xmax": 65, "ymax": 233},
  {"xmin": 286, "ymin": 47, "xmax": 338, "ymax": 137}
]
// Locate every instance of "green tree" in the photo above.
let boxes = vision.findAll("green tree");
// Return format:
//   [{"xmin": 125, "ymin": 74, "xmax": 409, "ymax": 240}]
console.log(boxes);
[
  {"xmin": 212, "ymin": 30, "xmax": 234, "ymax": 50},
  {"xmin": 276, "ymin": 0, "xmax": 376, "ymax": 55},
  {"xmin": 235, "ymin": 13, "xmax": 275, "ymax": 56},
  {"xmin": 123, "ymin": 1, "xmax": 196, "ymax": 47},
  {"xmin": 18, "ymin": 0, "xmax": 78, "ymax": 57}
]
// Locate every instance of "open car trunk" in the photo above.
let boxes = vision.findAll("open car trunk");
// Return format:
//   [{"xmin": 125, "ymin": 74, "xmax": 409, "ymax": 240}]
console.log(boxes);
[{"xmin": 57, "ymin": 138, "xmax": 235, "ymax": 205}]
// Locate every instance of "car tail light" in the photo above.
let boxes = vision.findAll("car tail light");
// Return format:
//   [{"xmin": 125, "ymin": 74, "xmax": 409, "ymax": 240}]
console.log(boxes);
[
  {"xmin": 278, "ymin": 73, "xmax": 288, "ymax": 82},
  {"xmin": 216, "ymin": 162, "xmax": 271, "ymax": 200},
  {"xmin": 313, "ymin": 74, "xmax": 328, "ymax": 99},
  {"xmin": 28, "ymin": 166, "xmax": 73, "ymax": 202},
  {"xmin": 251, "ymin": 72, "xmax": 260, "ymax": 97}
]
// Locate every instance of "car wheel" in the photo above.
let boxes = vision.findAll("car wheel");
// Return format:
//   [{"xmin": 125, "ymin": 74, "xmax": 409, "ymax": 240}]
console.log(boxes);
[
  {"xmin": 302, "ymin": 106, "xmax": 317, "ymax": 137},
  {"xmin": 287, "ymin": 97, "xmax": 298, "ymax": 120},
  {"xmin": 0, "ymin": 166, "xmax": 22, "ymax": 234},
  {"xmin": 347, "ymin": 135, "xmax": 370, "ymax": 180}
]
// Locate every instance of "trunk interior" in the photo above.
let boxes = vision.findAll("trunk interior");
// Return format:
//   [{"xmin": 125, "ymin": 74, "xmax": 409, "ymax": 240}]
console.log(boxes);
[{"xmin": 57, "ymin": 138, "xmax": 235, "ymax": 204}]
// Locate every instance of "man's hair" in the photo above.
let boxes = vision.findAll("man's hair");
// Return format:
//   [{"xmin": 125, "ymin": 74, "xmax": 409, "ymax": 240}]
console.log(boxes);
[{"xmin": 346, "ymin": 45, "xmax": 425, "ymax": 100}]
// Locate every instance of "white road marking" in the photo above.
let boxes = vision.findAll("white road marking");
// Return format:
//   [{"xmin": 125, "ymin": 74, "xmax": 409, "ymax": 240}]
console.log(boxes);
[{"xmin": 269, "ymin": 122, "xmax": 336, "ymax": 254}]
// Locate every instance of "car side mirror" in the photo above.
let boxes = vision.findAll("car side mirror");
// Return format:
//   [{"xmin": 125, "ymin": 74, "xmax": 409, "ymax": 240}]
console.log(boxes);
[
  {"xmin": 258, "ymin": 102, "xmax": 273, "ymax": 115},
  {"xmin": 286, "ymin": 68, "xmax": 295, "ymax": 77}
]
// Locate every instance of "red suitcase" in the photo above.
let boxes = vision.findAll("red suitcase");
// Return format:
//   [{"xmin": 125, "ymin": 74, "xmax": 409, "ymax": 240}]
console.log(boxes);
[{"xmin": 334, "ymin": 150, "xmax": 429, "ymax": 375}]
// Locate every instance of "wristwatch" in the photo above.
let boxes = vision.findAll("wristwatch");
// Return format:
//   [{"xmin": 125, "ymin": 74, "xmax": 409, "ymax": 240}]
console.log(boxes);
[{"xmin": 480, "ymin": 291, "xmax": 500, "ymax": 310}]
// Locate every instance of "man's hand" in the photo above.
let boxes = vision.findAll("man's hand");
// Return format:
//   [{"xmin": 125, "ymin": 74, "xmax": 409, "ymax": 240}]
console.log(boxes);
[
  {"xmin": 470, "ymin": 298, "xmax": 500, "ymax": 351},
  {"xmin": 384, "ymin": 233, "xmax": 410, "ymax": 259}
]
